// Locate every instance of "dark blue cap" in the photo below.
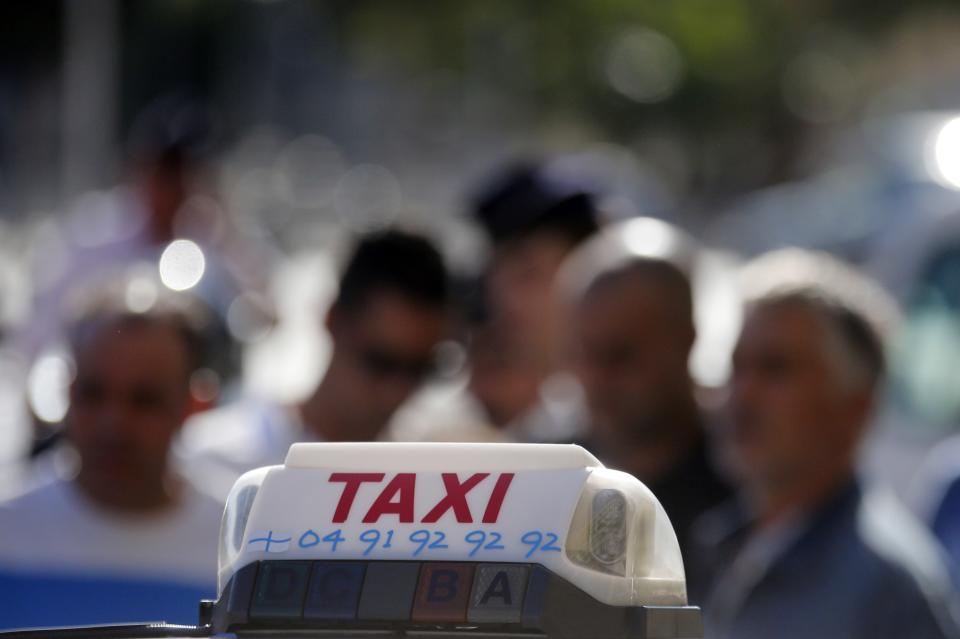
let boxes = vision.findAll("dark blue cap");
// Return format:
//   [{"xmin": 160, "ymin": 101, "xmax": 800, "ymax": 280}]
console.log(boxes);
[{"xmin": 471, "ymin": 163, "xmax": 599, "ymax": 245}]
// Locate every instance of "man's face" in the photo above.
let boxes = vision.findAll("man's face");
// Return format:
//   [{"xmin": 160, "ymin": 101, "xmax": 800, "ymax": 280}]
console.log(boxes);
[
  {"xmin": 329, "ymin": 291, "xmax": 447, "ymax": 439},
  {"xmin": 66, "ymin": 321, "xmax": 192, "ymax": 507},
  {"xmin": 573, "ymin": 279, "xmax": 693, "ymax": 444},
  {"xmin": 724, "ymin": 303, "xmax": 866, "ymax": 490},
  {"xmin": 487, "ymin": 233, "xmax": 572, "ymax": 350},
  {"xmin": 467, "ymin": 323, "xmax": 546, "ymax": 427}
]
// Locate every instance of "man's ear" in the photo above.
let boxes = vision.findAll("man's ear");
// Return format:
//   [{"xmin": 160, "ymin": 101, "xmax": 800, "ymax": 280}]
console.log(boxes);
[
  {"xmin": 183, "ymin": 369, "xmax": 223, "ymax": 421},
  {"xmin": 684, "ymin": 324, "xmax": 697, "ymax": 359},
  {"xmin": 185, "ymin": 385, "xmax": 218, "ymax": 420},
  {"xmin": 183, "ymin": 395, "xmax": 214, "ymax": 421},
  {"xmin": 325, "ymin": 303, "xmax": 341, "ymax": 336},
  {"xmin": 673, "ymin": 321, "xmax": 696, "ymax": 363},
  {"xmin": 847, "ymin": 385, "xmax": 877, "ymax": 441}
]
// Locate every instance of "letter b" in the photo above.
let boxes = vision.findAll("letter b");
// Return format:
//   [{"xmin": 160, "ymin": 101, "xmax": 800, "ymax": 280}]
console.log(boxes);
[{"xmin": 427, "ymin": 569, "xmax": 459, "ymax": 603}]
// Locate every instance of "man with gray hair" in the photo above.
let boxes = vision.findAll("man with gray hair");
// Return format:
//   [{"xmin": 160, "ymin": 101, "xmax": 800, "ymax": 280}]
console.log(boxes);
[
  {"xmin": 0, "ymin": 282, "xmax": 224, "ymax": 629},
  {"xmin": 696, "ymin": 249, "xmax": 959, "ymax": 639}
]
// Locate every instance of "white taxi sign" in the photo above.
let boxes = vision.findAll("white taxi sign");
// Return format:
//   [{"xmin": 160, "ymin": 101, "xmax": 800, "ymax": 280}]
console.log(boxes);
[{"xmin": 218, "ymin": 443, "xmax": 687, "ymax": 607}]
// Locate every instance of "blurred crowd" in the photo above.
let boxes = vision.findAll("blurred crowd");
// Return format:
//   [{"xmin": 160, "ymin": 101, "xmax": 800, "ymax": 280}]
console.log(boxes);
[{"xmin": 2, "ymin": 121, "xmax": 960, "ymax": 639}]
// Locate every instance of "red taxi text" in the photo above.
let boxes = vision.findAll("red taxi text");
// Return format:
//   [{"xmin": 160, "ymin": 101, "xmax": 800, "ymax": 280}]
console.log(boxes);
[{"xmin": 328, "ymin": 473, "xmax": 515, "ymax": 524}]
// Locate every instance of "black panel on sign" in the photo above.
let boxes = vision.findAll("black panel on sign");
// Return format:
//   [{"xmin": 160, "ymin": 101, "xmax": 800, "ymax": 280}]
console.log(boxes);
[
  {"xmin": 250, "ymin": 560, "xmax": 312, "ymax": 620},
  {"xmin": 304, "ymin": 562, "xmax": 366, "ymax": 621},
  {"xmin": 521, "ymin": 564, "xmax": 551, "ymax": 628},
  {"xmin": 468, "ymin": 563, "xmax": 529, "ymax": 623},
  {"xmin": 357, "ymin": 562, "xmax": 421, "ymax": 621}
]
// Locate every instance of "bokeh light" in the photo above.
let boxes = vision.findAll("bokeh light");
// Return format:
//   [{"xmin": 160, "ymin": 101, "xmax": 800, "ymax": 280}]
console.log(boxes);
[
  {"xmin": 930, "ymin": 116, "xmax": 960, "ymax": 190},
  {"xmin": 27, "ymin": 351, "xmax": 73, "ymax": 424},
  {"xmin": 605, "ymin": 28, "xmax": 683, "ymax": 104},
  {"xmin": 125, "ymin": 275, "xmax": 159, "ymax": 313},
  {"xmin": 158, "ymin": 239, "xmax": 206, "ymax": 291},
  {"xmin": 621, "ymin": 217, "xmax": 680, "ymax": 258}
]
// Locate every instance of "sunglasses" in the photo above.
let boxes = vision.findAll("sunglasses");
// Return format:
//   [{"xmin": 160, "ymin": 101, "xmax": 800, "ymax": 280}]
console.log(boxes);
[{"xmin": 358, "ymin": 346, "xmax": 436, "ymax": 381}]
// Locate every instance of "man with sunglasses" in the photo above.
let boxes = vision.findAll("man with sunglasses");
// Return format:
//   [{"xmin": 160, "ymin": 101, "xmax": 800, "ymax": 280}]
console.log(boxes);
[{"xmin": 181, "ymin": 230, "xmax": 449, "ymax": 496}]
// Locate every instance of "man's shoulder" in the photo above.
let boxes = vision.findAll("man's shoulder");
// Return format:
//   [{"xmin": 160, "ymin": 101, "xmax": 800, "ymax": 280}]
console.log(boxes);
[
  {"xmin": 799, "ymin": 487, "xmax": 958, "ymax": 636},
  {"xmin": 0, "ymin": 478, "xmax": 114, "ymax": 564},
  {"xmin": 853, "ymin": 492, "xmax": 960, "ymax": 639},
  {"xmin": 181, "ymin": 396, "xmax": 272, "ymax": 439},
  {"xmin": 854, "ymin": 489, "xmax": 954, "ymax": 592},
  {"xmin": 387, "ymin": 384, "xmax": 503, "ymax": 442},
  {"xmin": 0, "ymin": 475, "xmax": 221, "ymax": 585},
  {"xmin": 775, "ymin": 485, "xmax": 948, "ymax": 586},
  {"xmin": 179, "ymin": 397, "xmax": 296, "ymax": 464},
  {"xmin": 702, "ymin": 488, "xmax": 959, "ymax": 638},
  {"xmin": 0, "ymin": 474, "xmax": 72, "ymax": 524},
  {"xmin": 911, "ymin": 433, "xmax": 960, "ymax": 530},
  {"xmin": 177, "ymin": 397, "xmax": 301, "ymax": 499},
  {"xmin": 692, "ymin": 486, "xmax": 948, "ymax": 593},
  {"xmin": 177, "ymin": 472, "xmax": 231, "ymax": 521}
]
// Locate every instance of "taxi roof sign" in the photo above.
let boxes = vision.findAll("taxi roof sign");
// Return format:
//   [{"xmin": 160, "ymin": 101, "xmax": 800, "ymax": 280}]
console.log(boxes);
[{"xmin": 218, "ymin": 443, "xmax": 688, "ymax": 609}]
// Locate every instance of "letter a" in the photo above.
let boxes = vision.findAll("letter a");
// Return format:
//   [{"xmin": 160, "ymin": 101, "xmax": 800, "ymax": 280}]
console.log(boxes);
[
  {"xmin": 480, "ymin": 571, "xmax": 512, "ymax": 605},
  {"xmin": 363, "ymin": 473, "xmax": 416, "ymax": 523}
]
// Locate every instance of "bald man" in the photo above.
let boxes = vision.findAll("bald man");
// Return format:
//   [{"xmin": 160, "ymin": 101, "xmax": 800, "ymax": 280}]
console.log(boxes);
[{"xmin": 572, "ymin": 257, "xmax": 732, "ymax": 592}]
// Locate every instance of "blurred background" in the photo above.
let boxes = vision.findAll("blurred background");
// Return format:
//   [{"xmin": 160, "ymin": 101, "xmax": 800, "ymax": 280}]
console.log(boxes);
[{"xmin": 4, "ymin": 0, "xmax": 960, "ymax": 491}]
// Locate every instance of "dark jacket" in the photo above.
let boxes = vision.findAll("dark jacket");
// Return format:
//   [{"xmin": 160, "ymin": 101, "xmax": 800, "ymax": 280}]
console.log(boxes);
[
  {"xmin": 692, "ymin": 481, "xmax": 960, "ymax": 639},
  {"xmin": 581, "ymin": 429, "xmax": 733, "ymax": 603}
]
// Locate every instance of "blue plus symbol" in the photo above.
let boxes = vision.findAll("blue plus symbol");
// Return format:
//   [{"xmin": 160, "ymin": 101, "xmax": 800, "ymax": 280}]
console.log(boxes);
[{"xmin": 248, "ymin": 530, "xmax": 292, "ymax": 552}]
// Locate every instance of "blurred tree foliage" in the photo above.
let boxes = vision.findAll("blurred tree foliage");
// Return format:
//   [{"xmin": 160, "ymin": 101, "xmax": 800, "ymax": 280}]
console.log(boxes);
[
  {"xmin": 6, "ymin": 0, "xmax": 958, "ymax": 210},
  {"xmin": 335, "ymin": 0, "xmax": 960, "ymax": 198}
]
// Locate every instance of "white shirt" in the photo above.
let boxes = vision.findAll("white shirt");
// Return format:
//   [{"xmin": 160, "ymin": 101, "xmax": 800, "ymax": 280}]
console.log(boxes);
[
  {"xmin": 177, "ymin": 397, "xmax": 314, "ymax": 499},
  {"xmin": 389, "ymin": 374, "xmax": 588, "ymax": 444},
  {"xmin": 0, "ymin": 473, "xmax": 223, "ymax": 628},
  {"xmin": 0, "ymin": 475, "xmax": 221, "ymax": 583}
]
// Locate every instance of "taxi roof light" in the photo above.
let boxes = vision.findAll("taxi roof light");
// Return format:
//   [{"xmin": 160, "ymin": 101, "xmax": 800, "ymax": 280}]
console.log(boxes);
[
  {"xmin": 218, "ymin": 443, "xmax": 688, "ymax": 607},
  {"xmin": 562, "ymin": 467, "xmax": 686, "ymax": 605},
  {"xmin": 590, "ymin": 489, "xmax": 628, "ymax": 566}
]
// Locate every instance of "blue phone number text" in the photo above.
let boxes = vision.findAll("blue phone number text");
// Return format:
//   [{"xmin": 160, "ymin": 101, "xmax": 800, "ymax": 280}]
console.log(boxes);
[{"xmin": 248, "ymin": 528, "xmax": 562, "ymax": 558}]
